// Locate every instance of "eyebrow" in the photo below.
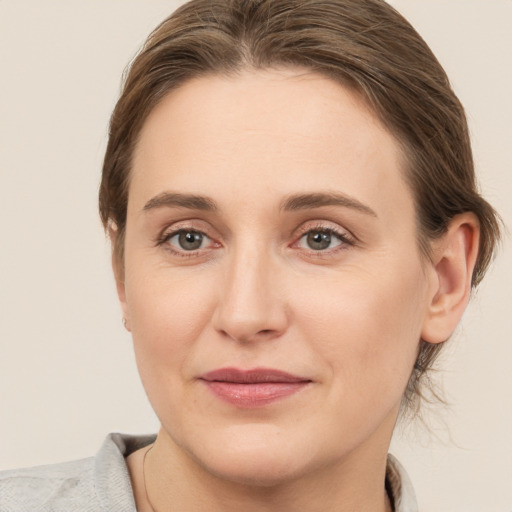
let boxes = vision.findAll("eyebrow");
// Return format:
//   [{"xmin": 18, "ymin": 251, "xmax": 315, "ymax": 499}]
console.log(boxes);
[
  {"xmin": 280, "ymin": 192, "xmax": 377, "ymax": 217},
  {"xmin": 143, "ymin": 192, "xmax": 218, "ymax": 212},
  {"xmin": 142, "ymin": 191, "xmax": 377, "ymax": 217}
]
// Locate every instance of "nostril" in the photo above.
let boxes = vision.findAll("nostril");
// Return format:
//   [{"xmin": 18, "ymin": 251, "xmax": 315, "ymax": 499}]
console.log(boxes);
[{"xmin": 217, "ymin": 326, "xmax": 282, "ymax": 344}]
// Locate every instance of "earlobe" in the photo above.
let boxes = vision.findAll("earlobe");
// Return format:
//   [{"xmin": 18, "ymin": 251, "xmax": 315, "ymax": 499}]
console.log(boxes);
[
  {"xmin": 109, "ymin": 223, "xmax": 131, "ymax": 332},
  {"xmin": 421, "ymin": 213, "xmax": 480, "ymax": 344}
]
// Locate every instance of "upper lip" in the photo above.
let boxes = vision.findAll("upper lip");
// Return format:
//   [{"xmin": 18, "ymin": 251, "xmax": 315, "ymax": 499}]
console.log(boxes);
[{"xmin": 200, "ymin": 367, "xmax": 311, "ymax": 384}]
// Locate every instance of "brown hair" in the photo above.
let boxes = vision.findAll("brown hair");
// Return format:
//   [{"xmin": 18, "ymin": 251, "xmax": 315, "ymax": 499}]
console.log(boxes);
[{"xmin": 99, "ymin": 0, "xmax": 501, "ymax": 413}]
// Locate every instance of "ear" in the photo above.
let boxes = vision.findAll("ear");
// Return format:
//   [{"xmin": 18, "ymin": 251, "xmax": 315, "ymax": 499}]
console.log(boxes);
[
  {"xmin": 109, "ymin": 223, "xmax": 131, "ymax": 332},
  {"xmin": 421, "ymin": 213, "xmax": 480, "ymax": 344}
]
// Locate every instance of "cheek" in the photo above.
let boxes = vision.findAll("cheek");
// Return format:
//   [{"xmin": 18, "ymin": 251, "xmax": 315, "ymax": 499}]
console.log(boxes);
[
  {"xmin": 124, "ymin": 260, "xmax": 223, "ymax": 435},
  {"xmin": 294, "ymin": 259, "xmax": 427, "ymax": 397},
  {"xmin": 124, "ymin": 258, "xmax": 218, "ymax": 380}
]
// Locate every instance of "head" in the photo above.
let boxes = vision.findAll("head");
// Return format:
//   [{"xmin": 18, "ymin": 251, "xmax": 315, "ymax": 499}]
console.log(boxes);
[{"xmin": 99, "ymin": 0, "xmax": 500, "ymax": 483}]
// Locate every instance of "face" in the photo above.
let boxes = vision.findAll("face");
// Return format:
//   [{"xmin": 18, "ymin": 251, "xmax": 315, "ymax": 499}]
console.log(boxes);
[{"xmin": 119, "ymin": 68, "xmax": 436, "ymax": 485}]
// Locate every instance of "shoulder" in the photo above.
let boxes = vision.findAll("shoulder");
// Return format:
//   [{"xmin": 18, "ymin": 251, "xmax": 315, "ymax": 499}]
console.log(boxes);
[
  {"xmin": 386, "ymin": 453, "xmax": 418, "ymax": 512},
  {"xmin": 0, "ymin": 432, "xmax": 155, "ymax": 512},
  {"xmin": 0, "ymin": 456, "xmax": 97, "ymax": 512}
]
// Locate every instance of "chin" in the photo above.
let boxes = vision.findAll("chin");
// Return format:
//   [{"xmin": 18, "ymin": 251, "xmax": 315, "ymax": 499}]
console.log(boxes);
[
  {"xmin": 184, "ymin": 424, "xmax": 318, "ymax": 487},
  {"xmin": 200, "ymin": 451, "xmax": 308, "ymax": 488}
]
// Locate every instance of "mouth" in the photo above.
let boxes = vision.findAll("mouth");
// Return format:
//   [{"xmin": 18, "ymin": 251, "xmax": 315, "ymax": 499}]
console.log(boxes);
[{"xmin": 199, "ymin": 367, "xmax": 312, "ymax": 408}]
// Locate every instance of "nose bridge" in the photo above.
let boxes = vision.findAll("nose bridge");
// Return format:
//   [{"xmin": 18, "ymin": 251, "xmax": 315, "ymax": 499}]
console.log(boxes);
[{"xmin": 213, "ymin": 237, "xmax": 286, "ymax": 342}]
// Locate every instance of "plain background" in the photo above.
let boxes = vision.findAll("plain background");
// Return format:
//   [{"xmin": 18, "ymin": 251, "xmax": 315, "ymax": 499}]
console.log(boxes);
[{"xmin": 0, "ymin": 1, "xmax": 511, "ymax": 510}]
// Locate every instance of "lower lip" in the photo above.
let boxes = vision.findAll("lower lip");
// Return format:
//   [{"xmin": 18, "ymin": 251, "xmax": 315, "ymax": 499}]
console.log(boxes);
[{"xmin": 202, "ymin": 381, "xmax": 309, "ymax": 408}]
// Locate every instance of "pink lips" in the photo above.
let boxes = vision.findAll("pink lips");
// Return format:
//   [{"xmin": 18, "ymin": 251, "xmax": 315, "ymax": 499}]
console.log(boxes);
[{"xmin": 199, "ymin": 368, "xmax": 311, "ymax": 408}]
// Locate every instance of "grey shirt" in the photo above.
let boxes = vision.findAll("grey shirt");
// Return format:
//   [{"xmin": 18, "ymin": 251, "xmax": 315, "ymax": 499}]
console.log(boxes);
[{"xmin": 0, "ymin": 433, "xmax": 418, "ymax": 511}]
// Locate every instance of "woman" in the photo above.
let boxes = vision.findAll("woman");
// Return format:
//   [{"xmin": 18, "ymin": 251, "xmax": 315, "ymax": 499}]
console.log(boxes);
[{"xmin": 0, "ymin": 1, "xmax": 504, "ymax": 511}]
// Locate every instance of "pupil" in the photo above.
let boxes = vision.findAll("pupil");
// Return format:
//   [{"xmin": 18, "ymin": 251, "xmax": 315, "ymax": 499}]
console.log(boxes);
[
  {"xmin": 179, "ymin": 231, "xmax": 203, "ymax": 250},
  {"xmin": 308, "ymin": 231, "xmax": 331, "ymax": 250}
]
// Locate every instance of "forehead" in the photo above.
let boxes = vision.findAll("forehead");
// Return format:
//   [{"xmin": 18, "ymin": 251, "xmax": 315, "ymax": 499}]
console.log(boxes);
[{"xmin": 130, "ymin": 67, "xmax": 413, "ymax": 223}]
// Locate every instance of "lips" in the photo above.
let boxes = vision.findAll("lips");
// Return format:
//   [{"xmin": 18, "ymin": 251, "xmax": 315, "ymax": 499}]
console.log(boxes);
[{"xmin": 199, "ymin": 367, "xmax": 311, "ymax": 408}]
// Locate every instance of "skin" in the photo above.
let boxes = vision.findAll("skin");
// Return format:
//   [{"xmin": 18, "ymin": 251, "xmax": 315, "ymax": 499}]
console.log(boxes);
[{"xmin": 116, "ymin": 68, "xmax": 479, "ymax": 512}]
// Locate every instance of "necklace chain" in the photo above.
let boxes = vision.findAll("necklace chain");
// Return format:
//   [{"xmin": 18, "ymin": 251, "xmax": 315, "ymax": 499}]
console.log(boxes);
[{"xmin": 143, "ymin": 444, "xmax": 158, "ymax": 512}]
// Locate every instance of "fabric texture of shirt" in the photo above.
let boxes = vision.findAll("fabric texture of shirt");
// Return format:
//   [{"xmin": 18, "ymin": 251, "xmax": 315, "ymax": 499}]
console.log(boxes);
[{"xmin": 0, "ymin": 432, "xmax": 418, "ymax": 511}]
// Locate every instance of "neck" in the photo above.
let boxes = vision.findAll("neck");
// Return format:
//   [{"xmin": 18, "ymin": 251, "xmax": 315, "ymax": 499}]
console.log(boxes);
[{"xmin": 141, "ymin": 427, "xmax": 394, "ymax": 512}]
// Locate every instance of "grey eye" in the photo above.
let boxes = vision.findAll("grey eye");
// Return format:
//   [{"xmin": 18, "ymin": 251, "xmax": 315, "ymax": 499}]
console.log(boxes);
[
  {"xmin": 169, "ymin": 230, "xmax": 206, "ymax": 251},
  {"xmin": 298, "ymin": 229, "xmax": 344, "ymax": 251},
  {"xmin": 306, "ymin": 231, "xmax": 332, "ymax": 250}
]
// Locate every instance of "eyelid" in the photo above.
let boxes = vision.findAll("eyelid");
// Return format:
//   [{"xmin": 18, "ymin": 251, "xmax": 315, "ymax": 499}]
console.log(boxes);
[
  {"xmin": 156, "ymin": 218, "xmax": 215, "ymax": 241},
  {"xmin": 294, "ymin": 221, "xmax": 356, "ymax": 243}
]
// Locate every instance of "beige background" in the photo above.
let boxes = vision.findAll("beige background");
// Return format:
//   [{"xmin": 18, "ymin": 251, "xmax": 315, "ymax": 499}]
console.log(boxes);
[{"xmin": 0, "ymin": 1, "xmax": 511, "ymax": 510}]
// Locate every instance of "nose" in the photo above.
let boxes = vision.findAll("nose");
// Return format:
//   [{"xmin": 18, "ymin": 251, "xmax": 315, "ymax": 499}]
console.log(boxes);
[{"xmin": 212, "ymin": 244, "xmax": 289, "ymax": 343}]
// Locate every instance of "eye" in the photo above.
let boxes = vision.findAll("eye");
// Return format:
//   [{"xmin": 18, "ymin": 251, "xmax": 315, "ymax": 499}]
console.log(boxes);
[
  {"xmin": 296, "ymin": 228, "xmax": 351, "ymax": 251},
  {"xmin": 166, "ymin": 230, "xmax": 210, "ymax": 251}
]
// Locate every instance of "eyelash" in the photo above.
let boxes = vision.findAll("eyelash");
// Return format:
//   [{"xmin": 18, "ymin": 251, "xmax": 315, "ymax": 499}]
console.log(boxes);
[
  {"xmin": 293, "ymin": 224, "xmax": 355, "ymax": 256},
  {"xmin": 156, "ymin": 227, "xmax": 216, "ymax": 259},
  {"xmin": 156, "ymin": 223, "xmax": 356, "ymax": 259}
]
